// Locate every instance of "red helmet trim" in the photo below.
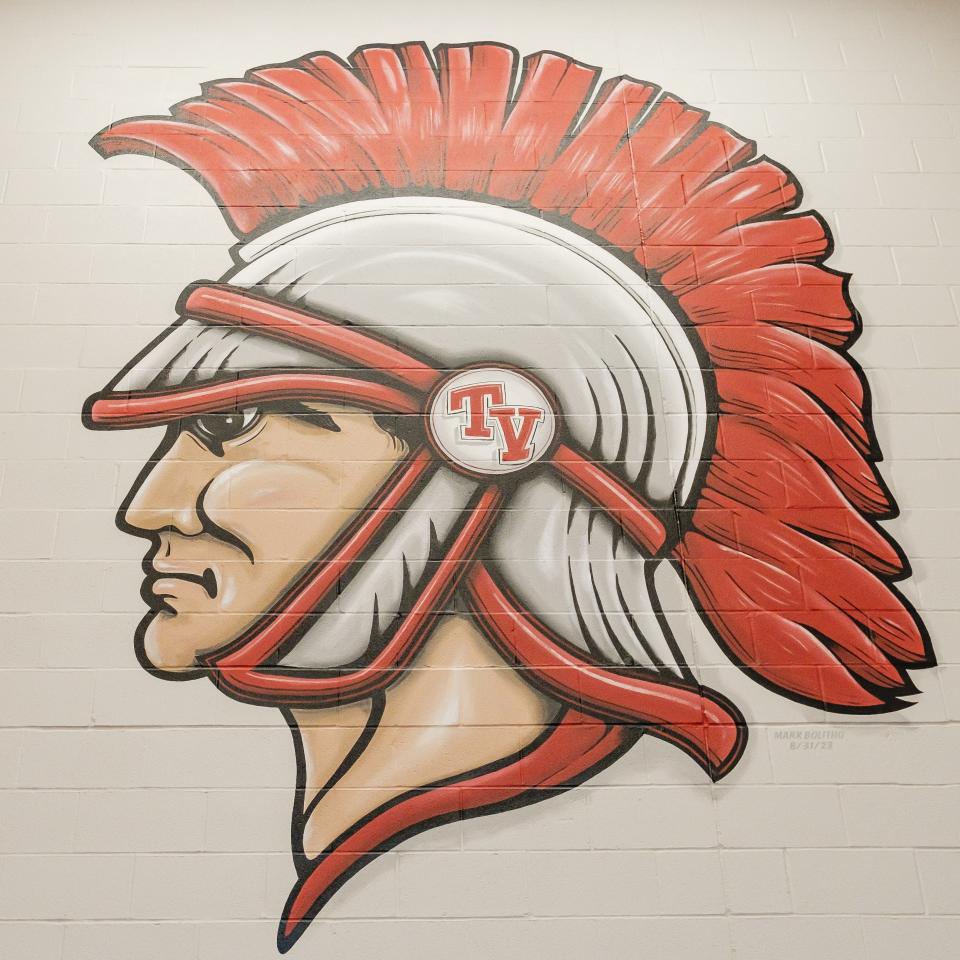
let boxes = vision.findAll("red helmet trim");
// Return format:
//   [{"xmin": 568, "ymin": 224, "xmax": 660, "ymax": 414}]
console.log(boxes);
[
  {"xmin": 203, "ymin": 447, "xmax": 432, "ymax": 674},
  {"xmin": 87, "ymin": 371, "xmax": 421, "ymax": 426},
  {"xmin": 467, "ymin": 563, "xmax": 745, "ymax": 779},
  {"xmin": 553, "ymin": 443, "xmax": 667, "ymax": 555},
  {"xmin": 208, "ymin": 476, "xmax": 502, "ymax": 705},
  {"xmin": 185, "ymin": 283, "xmax": 442, "ymax": 393}
]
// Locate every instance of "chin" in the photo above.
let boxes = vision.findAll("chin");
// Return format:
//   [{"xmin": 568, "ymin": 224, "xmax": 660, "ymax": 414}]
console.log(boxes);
[{"xmin": 136, "ymin": 609, "xmax": 210, "ymax": 679}]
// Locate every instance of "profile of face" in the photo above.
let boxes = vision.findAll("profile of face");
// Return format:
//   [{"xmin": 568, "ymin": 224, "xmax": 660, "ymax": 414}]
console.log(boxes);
[
  {"xmin": 116, "ymin": 390, "xmax": 563, "ymax": 938},
  {"xmin": 122, "ymin": 402, "xmax": 409, "ymax": 674}
]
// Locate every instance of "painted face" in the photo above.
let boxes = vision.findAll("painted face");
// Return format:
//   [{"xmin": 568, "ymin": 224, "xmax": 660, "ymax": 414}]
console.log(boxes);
[{"xmin": 120, "ymin": 403, "xmax": 408, "ymax": 675}]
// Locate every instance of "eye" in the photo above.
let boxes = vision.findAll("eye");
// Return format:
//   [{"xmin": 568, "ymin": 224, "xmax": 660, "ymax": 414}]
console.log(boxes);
[{"xmin": 191, "ymin": 407, "xmax": 261, "ymax": 448}]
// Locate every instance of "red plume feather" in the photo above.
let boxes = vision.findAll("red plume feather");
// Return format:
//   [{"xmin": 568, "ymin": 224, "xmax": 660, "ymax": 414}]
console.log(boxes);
[{"xmin": 92, "ymin": 40, "xmax": 931, "ymax": 712}]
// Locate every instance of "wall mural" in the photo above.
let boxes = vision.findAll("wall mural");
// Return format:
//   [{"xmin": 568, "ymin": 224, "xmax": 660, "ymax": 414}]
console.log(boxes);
[{"xmin": 82, "ymin": 42, "xmax": 933, "ymax": 952}]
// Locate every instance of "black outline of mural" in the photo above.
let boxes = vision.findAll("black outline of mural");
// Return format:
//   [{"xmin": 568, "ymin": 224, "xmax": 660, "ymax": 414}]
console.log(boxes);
[{"xmin": 80, "ymin": 41, "xmax": 935, "ymax": 952}]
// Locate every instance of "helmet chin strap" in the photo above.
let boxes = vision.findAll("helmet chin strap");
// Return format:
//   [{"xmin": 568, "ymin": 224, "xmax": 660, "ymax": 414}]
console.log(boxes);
[
  {"xmin": 206, "ymin": 452, "xmax": 502, "ymax": 705},
  {"xmin": 86, "ymin": 281, "xmax": 745, "ymax": 777},
  {"xmin": 466, "ymin": 565, "xmax": 745, "ymax": 779}
]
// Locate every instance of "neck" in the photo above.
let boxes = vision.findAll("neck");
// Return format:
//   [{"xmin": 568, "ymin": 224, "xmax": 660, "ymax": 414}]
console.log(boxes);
[{"xmin": 288, "ymin": 614, "xmax": 559, "ymax": 860}]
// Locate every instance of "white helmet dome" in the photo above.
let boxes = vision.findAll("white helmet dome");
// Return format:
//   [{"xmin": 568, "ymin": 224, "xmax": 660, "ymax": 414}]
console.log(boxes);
[
  {"xmin": 215, "ymin": 197, "xmax": 710, "ymax": 674},
  {"xmin": 234, "ymin": 197, "xmax": 708, "ymax": 504}
]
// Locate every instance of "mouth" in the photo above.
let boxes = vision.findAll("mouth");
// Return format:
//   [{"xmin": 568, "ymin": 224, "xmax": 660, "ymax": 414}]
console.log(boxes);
[{"xmin": 144, "ymin": 567, "xmax": 218, "ymax": 609}]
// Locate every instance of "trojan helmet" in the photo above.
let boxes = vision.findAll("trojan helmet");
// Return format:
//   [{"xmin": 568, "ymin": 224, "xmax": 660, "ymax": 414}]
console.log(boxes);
[{"xmin": 83, "ymin": 41, "xmax": 932, "ymax": 949}]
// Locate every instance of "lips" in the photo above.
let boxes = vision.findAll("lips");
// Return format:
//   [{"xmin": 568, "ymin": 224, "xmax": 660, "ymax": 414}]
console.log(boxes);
[{"xmin": 145, "ymin": 566, "xmax": 218, "ymax": 603}]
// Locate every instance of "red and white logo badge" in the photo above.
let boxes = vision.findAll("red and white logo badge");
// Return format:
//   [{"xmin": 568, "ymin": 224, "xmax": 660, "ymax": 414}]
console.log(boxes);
[{"xmin": 428, "ymin": 367, "xmax": 556, "ymax": 475}]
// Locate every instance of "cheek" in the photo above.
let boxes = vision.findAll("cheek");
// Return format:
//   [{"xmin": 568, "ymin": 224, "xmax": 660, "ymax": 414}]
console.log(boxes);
[{"xmin": 202, "ymin": 459, "xmax": 350, "ymax": 563}]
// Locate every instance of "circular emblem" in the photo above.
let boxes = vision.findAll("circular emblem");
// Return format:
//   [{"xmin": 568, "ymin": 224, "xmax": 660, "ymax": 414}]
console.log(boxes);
[{"xmin": 427, "ymin": 367, "xmax": 557, "ymax": 476}]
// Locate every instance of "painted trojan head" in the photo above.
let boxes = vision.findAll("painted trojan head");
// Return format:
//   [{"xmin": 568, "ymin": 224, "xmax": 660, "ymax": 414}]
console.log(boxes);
[{"xmin": 83, "ymin": 42, "xmax": 932, "ymax": 952}]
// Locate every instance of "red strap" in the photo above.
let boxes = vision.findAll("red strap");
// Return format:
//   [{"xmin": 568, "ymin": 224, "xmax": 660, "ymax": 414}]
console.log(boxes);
[
  {"xmin": 466, "ymin": 563, "xmax": 746, "ymax": 780},
  {"xmin": 185, "ymin": 284, "xmax": 442, "ymax": 393},
  {"xmin": 207, "ymin": 448, "xmax": 431, "ymax": 670},
  {"xmin": 87, "ymin": 372, "xmax": 421, "ymax": 427},
  {"xmin": 209, "ymin": 477, "xmax": 503, "ymax": 706},
  {"xmin": 551, "ymin": 442, "xmax": 667, "ymax": 555}
]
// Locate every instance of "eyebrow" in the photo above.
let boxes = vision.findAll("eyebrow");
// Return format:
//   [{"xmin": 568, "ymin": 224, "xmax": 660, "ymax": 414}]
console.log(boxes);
[{"xmin": 281, "ymin": 402, "xmax": 341, "ymax": 432}]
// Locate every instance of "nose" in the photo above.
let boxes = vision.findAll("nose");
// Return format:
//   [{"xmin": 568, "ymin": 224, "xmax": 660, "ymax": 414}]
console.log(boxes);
[{"xmin": 122, "ymin": 431, "xmax": 218, "ymax": 537}]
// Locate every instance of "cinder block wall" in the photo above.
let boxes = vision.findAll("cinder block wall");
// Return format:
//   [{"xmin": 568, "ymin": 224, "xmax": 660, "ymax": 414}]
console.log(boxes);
[{"xmin": 1, "ymin": 2, "xmax": 959, "ymax": 958}]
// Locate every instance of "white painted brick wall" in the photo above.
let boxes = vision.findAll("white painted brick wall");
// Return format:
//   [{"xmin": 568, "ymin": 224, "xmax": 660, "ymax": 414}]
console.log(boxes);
[{"xmin": 1, "ymin": 0, "xmax": 959, "ymax": 957}]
